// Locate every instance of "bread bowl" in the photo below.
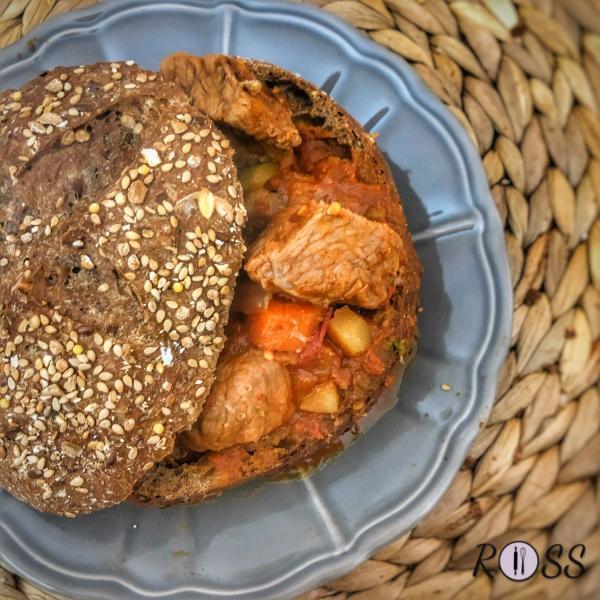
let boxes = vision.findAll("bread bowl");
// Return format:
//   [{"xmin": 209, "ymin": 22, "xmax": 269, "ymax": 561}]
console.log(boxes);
[{"xmin": 133, "ymin": 55, "xmax": 422, "ymax": 506}]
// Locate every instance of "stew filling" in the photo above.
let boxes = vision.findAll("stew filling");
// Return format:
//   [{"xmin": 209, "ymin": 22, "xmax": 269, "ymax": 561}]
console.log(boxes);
[{"xmin": 179, "ymin": 123, "xmax": 417, "ymax": 477}]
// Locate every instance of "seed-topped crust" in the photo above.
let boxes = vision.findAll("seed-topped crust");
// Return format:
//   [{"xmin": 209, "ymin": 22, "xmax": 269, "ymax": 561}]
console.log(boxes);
[{"xmin": 0, "ymin": 62, "xmax": 246, "ymax": 516}]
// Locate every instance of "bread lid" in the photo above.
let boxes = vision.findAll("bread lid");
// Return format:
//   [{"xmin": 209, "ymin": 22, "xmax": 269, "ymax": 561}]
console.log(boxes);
[{"xmin": 0, "ymin": 62, "xmax": 246, "ymax": 516}]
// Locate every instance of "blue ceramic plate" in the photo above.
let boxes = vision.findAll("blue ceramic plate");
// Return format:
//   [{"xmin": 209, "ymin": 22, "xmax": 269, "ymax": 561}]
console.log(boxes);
[{"xmin": 0, "ymin": 1, "xmax": 511, "ymax": 598}]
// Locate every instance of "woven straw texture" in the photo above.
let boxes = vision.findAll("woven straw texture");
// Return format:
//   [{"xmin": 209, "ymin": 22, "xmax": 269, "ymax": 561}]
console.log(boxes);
[{"xmin": 1, "ymin": 0, "xmax": 599, "ymax": 599}]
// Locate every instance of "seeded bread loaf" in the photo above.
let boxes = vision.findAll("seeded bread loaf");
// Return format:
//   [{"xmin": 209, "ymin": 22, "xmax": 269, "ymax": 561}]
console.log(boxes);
[
  {"xmin": 0, "ymin": 62, "xmax": 246, "ymax": 516},
  {"xmin": 133, "ymin": 55, "xmax": 421, "ymax": 507}
]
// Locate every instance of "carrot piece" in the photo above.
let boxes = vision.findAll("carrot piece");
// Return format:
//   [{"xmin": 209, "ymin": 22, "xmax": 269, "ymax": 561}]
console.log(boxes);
[{"xmin": 246, "ymin": 299, "xmax": 322, "ymax": 352}]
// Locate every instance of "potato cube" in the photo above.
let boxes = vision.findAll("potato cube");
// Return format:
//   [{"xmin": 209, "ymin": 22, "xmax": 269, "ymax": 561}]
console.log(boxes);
[
  {"xmin": 327, "ymin": 306, "xmax": 371, "ymax": 356},
  {"xmin": 239, "ymin": 162, "xmax": 278, "ymax": 192},
  {"xmin": 300, "ymin": 381, "xmax": 340, "ymax": 414}
]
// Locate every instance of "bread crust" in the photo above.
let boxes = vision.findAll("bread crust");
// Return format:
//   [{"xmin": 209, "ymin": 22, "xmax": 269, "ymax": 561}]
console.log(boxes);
[
  {"xmin": 133, "ymin": 55, "xmax": 421, "ymax": 507},
  {"xmin": 0, "ymin": 62, "xmax": 246, "ymax": 515}
]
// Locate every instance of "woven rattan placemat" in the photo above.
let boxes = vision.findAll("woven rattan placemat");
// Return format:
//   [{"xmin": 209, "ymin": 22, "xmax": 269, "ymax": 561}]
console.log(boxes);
[{"xmin": 1, "ymin": 1, "xmax": 599, "ymax": 598}]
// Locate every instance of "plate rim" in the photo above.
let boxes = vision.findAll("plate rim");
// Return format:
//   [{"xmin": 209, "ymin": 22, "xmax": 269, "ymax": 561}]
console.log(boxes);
[{"xmin": 0, "ymin": 1, "xmax": 512, "ymax": 598}]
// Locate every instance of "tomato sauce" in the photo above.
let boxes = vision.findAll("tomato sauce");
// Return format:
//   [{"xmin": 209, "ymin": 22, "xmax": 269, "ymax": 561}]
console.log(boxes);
[
  {"xmin": 188, "ymin": 124, "xmax": 405, "ymax": 453},
  {"xmin": 267, "ymin": 126, "xmax": 393, "ymax": 219}
]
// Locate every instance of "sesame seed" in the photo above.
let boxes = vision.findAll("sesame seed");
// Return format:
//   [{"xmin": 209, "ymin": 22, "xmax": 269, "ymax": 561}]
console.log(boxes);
[
  {"xmin": 171, "ymin": 119, "xmax": 187, "ymax": 134},
  {"xmin": 112, "ymin": 424, "xmax": 125, "ymax": 435},
  {"xmin": 121, "ymin": 114, "xmax": 136, "ymax": 129},
  {"xmin": 70, "ymin": 476, "xmax": 84, "ymax": 487},
  {"xmin": 441, "ymin": 384, "xmax": 451, "ymax": 391},
  {"xmin": 80, "ymin": 255, "xmax": 94, "ymax": 270},
  {"xmin": 181, "ymin": 170, "xmax": 192, "ymax": 183},
  {"xmin": 141, "ymin": 148, "xmax": 161, "ymax": 167}
]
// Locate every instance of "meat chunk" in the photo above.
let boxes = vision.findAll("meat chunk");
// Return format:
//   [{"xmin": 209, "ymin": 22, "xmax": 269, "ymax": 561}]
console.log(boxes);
[
  {"xmin": 161, "ymin": 53, "xmax": 301, "ymax": 149},
  {"xmin": 245, "ymin": 201, "xmax": 406, "ymax": 308},
  {"xmin": 185, "ymin": 350, "xmax": 293, "ymax": 452}
]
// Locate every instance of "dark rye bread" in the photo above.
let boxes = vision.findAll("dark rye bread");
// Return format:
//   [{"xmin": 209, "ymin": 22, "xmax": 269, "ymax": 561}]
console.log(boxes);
[
  {"xmin": 133, "ymin": 55, "xmax": 421, "ymax": 507},
  {"xmin": 0, "ymin": 62, "xmax": 246, "ymax": 516}
]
